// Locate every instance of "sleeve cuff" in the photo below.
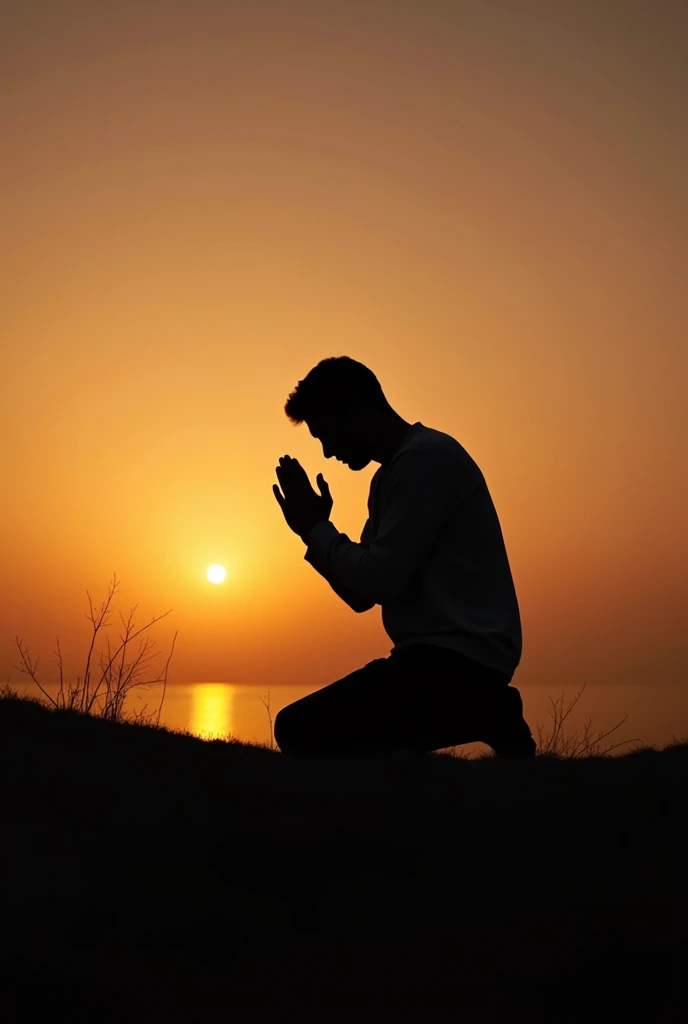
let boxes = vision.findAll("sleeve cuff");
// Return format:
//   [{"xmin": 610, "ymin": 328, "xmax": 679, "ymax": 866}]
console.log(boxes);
[{"xmin": 303, "ymin": 519, "xmax": 338, "ymax": 565}]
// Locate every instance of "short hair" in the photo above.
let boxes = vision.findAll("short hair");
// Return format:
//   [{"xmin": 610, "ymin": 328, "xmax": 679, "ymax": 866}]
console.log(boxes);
[{"xmin": 284, "ymin": 356, "xmax": 388, "ymax": 425}]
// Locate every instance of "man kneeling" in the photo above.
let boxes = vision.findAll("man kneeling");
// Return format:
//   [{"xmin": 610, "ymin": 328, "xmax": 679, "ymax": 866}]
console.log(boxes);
[{"xmin": 272, "ymin": 356, "xmax": 536, "ymax": 758}]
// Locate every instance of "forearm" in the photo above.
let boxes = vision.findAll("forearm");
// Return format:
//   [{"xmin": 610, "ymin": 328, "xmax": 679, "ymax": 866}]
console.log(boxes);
[
  {"xmin": 321, "ymin": 574, "xmax": 376, "ymax": 613},
  {"xmin": 300, "ymin": 526, "xmax": 374, "ymax": 611},
  {"xmin": 304, "ymin": 523, "xmax": 397, "ymax": 605}
]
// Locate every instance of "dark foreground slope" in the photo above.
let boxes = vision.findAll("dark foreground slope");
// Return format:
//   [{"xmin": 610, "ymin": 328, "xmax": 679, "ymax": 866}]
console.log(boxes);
[{"xmin": 1, "ymin": 695, "xmax": 686, "ymax": 1023}]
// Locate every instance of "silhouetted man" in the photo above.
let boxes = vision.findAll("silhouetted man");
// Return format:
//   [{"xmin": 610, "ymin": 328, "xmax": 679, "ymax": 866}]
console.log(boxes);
[{"xmin": 272, "ymin": 356, "xmax": 536, "ymax": 757}]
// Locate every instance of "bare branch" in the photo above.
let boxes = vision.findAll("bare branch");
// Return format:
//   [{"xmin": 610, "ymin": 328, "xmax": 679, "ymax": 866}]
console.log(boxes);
[
  {"xmin": 536, "ymin": 684, "xmax": 637, "ymax": 758},
  {"xmin": 11, "ymin": 577, "xmax": 177, "ymax": 728},
  {"xmin": 54, "ymin": 636, "xmax": 65, "ymax": 707},
  {"xmin": 81, "ymin": 574, "xmax": 119, "ymax": 712},
  {"xmin": 156, "ymin": 630, "xmax": 177, "ymax": 727},
  {"xmin": 92, "ymin": 609, "xmax": 172, "ymax": 698},
  {"xmin": 261, "ymin": 690, "xmax": 275, "ymax": 750},
  {"xmin": 12, "ymin": 636, "xmax": 56, "ymax": 708}
]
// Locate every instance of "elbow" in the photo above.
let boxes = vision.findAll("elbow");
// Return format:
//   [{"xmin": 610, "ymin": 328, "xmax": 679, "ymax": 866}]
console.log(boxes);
[
  {"xmin": 372, "ymin": 573, "xmax": 408, "ymax": 606},
  {"xmin": 353, "ymin": 559, "xmax": 409, "ymax": 607},
  {"xmin": 372, "ymin": 585, "xmax": 403, "ymax": 606}
]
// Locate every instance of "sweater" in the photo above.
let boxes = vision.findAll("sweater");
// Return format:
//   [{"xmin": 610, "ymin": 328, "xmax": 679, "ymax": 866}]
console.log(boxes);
[{"xmin": 303, "ymin": 422, "xmax": 522, "ymax": 678}]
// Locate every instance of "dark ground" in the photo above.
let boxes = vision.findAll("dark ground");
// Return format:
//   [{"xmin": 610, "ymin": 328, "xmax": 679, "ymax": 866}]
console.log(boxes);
[{"xmin": 1, "ymin": 694, "xmax": 686, "ymax": 1022}]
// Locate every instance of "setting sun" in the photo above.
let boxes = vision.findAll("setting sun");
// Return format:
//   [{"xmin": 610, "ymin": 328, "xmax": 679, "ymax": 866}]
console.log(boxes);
[{"xmin": 206, "ymin": 564, "xmax": 227, "ymax": 585}]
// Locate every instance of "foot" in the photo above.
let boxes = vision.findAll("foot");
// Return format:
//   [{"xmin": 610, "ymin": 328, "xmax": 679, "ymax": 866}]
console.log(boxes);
[
  {"xmin": 490, "ymin": 735, "xmax": 537, "ymax": 758},
  {"xmin": 482, "ymin": 686, "xmax": 537, "ymax": 758}
]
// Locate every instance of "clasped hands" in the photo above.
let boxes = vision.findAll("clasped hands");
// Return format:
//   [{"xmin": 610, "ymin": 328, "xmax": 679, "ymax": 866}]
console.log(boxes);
[{"xmin": 273, "ymin": 455, "xmax": 333, "ymax": 543}]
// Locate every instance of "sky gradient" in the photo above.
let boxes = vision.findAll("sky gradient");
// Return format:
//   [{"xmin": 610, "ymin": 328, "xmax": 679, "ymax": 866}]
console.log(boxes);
[{"xmin": 3, "ymin": 1, "xmax": 687, "ymax": 705}]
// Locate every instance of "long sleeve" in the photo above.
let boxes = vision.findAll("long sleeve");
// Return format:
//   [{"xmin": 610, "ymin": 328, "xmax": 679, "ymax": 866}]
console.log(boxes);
[
  {"xmin": 302, "ymin": 517, "xmax": 375, "ymax": 613},
  {"xmin": 304, "ymin": 447, "xmax": 473, "ymax": 605},
  {"xmin": 318, "ymin": 575, "xmax": 375, "ymax": 613}
]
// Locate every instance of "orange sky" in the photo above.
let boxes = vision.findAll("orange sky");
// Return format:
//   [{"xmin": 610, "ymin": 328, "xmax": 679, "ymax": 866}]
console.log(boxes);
[{"xmin": 3, "ymin": 0, "xmax": 687, "ymax": 699}]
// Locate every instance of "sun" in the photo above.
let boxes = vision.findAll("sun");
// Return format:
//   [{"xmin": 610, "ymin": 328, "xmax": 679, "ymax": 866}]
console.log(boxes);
[{"xmin": 206, "ymin": 564, "xmax": 227, "ymax": 584}]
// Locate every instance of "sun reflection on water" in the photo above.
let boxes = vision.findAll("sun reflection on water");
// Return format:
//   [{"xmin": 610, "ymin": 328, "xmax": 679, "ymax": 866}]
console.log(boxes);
[{"xmin": 190, "ymin": 683, "xmax": 234, "ymax": 740}]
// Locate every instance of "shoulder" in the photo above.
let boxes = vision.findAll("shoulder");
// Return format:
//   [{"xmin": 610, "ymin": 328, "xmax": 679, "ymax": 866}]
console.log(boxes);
[
  {"xmin": 401, "ymin": 426, "xmax": 482, "ymax": 475},
  {"xmin": 389, "ymin": 426, "xmax": 484, "ymax": 496}
]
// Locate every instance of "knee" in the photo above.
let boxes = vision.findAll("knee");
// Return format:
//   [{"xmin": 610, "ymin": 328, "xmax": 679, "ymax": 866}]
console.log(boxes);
[
  {"xmin": 273, "ymin": 706, "xmax": 288, "ymax": 750},
  {"xmin": 275, "ymin": 700, "xmax": 325, "ymax": 755},
  {"xmin": 274, "ymin": 704, "xmax": 304, "ymax": 754}
]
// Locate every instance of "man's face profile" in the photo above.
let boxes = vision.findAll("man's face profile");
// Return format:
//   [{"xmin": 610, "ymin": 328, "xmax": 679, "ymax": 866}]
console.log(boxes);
[{"xmin": 307, "ymin": 411, "xmax": 372, "ymax": 471}]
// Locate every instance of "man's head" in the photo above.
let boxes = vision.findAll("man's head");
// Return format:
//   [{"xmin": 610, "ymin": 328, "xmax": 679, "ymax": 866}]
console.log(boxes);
[{"xmin": 284, "ymin": 356, "xmax": 401, "ymax": 470}]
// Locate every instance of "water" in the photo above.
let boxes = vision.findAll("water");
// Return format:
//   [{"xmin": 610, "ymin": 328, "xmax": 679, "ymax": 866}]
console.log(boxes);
[{"xmin": 10, "ymin": 679, "xmax": 688, "ymax": 754}]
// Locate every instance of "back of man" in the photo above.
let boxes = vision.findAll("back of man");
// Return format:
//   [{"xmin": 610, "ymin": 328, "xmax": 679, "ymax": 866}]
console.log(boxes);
[{"xmin": 362, "ymin": 421, "xmax": 522, "ymax": 679}]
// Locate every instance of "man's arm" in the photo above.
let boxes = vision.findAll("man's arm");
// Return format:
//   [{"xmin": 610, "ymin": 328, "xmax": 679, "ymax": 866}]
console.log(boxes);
[
  {"xmin": 318, "ymin": 576, "xmax": 376, "ymax": 613},
  {"xmin": 301, "ymin": 519, "xmax": 375, "ymax": 613},
  {"xmin": 303, "ymin": 447, "xmax": 481, "ymax": 605}
]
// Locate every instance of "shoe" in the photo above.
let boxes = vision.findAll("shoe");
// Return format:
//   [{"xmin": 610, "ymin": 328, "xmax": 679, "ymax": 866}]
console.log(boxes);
[
  {"xmin": 482, "ymin": 686, "xmax": 537, "ymax": 758},
  {"xmin": 490, "ymin": 735, "xmax": 537, "ymax": 758}
]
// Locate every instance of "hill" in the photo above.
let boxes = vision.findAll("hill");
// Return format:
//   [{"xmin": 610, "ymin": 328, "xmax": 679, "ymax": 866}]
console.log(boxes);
[{"xmin": 1, "ymin": 694, "xmax": 686, "ymax": 1022}]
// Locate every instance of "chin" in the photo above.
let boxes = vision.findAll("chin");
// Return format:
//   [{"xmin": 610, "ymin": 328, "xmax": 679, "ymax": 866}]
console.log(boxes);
[{"xmin": 347, "ymin": 456, "xmax": 371, "ymax": 471}]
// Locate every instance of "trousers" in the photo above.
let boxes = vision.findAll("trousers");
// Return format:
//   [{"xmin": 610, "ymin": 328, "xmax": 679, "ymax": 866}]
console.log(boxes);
[{"xmin": 274, "ymin": 643, "xmax": 533, "ymax": 756}]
